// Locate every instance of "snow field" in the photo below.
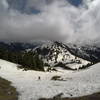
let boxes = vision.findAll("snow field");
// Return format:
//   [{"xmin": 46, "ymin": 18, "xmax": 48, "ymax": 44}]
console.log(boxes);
[{"xmin": 0, "ymin": 59, "xmax": 100, "ymax": 100}]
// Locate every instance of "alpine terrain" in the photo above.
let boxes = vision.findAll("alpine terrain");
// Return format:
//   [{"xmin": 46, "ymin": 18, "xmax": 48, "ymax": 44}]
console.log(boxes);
[{"xmin": 0, "ymin": 0, "xmax": 100, "ymax": 100}]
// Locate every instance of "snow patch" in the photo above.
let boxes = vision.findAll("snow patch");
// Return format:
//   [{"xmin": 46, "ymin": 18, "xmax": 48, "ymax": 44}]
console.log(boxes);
[{"xmin": 0, "ymin": 59, "xmax": 100, "ymax": 100}]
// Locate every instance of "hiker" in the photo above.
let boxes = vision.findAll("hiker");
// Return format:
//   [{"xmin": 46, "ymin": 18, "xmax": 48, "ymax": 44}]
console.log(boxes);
[{"xmin": 38, "ymin": 76, "xmax": 41, "ymax": 80}]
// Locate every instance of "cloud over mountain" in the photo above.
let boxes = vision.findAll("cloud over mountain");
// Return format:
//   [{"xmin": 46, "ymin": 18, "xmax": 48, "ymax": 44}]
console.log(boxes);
[{"xmin": 0, "ymin": 0, "xmax": 99, "ymax": 43}]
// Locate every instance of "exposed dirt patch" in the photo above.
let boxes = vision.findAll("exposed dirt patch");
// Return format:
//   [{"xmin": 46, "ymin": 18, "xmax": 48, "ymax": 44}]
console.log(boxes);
[{"xmin": 0, "ymin": 77, "xmax": 18, "ymax": 100}]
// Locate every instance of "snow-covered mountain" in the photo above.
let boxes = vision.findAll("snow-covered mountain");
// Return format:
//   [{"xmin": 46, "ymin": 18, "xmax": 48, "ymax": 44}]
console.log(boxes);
[
  {"xmin": 30, "ymin": 41, "xmax": 90, "ymax": 70},
  {"xmin": 67, "ymin": 43, "xmax": 100, "ymax": 63},
  {"xmin": 1, "ymin": 41, "xmax": 100, "ymax": 70},
  {"xmin": 0, "ymin": 42, "xmax": 38, "ymax": 51}
]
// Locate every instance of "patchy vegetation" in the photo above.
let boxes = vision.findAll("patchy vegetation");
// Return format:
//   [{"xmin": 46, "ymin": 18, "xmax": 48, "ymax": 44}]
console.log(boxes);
[
  {"xmin": 0, "ymin": 77, "xmax": 18, "ymax": 100},
  {"xmin": 0, "ymin": 45, "xmax": 44, "ymax": 71},
  {"xmin": 51, "ymin": 75, "xmax": 64, "ymax": 81}
]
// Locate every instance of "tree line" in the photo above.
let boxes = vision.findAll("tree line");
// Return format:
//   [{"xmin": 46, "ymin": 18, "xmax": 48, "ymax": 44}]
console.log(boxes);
[{"xmin": 0, "ymin": 47, "xmax": 44, "ymax": 71}]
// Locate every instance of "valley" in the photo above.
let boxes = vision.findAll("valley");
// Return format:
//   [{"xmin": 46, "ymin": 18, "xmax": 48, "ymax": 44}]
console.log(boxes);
[{"xmin": 0, "ymin": 59, "xmax": 100, "ymax": 100}]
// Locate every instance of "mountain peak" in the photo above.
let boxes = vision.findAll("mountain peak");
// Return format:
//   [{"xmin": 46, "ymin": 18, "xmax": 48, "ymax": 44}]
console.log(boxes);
[{"xmin": 33, "ymin": 41, "xmax": 90, "ymax": 70}]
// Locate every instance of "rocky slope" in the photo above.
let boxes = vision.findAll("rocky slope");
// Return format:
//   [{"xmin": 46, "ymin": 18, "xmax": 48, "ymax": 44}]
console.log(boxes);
[
  {"xmin": 31, "ymin": 41, "xmax": 90, "ymax": 70},
  {"xmin": 1, "ymin": 41, "xmax": 98, "ymax": 70},
  {"xmin": 67, "ymin": 43, "xmax": 100, "ymax": 63}
]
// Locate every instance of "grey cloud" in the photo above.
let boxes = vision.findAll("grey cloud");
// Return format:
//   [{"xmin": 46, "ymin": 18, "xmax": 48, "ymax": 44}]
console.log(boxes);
[{"xmin": 0, "ymin": 0, "xmax": 100, "ymax": 43}]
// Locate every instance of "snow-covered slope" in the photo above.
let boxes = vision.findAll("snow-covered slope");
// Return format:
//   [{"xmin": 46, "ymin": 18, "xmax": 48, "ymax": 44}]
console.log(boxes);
[
  {"xmin": 0, "ymin": 41, "xmax": 91, "ymax": 70},
  {"xmin": 33, "ymin": 41, "xmax": 90, "ymax": 70},
  {"xmin": 67, "ymin": 43, "xmax": 100, "ymax": 63},
  {"xmin": 0, "ymin": 59, "xmax": 100, "ymax": 100}
]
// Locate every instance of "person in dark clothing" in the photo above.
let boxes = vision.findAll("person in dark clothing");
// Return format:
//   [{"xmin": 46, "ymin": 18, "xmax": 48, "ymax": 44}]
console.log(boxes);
[{"xmin": 38, "ymin": 76, "xmax": 41, "ymax": 80}]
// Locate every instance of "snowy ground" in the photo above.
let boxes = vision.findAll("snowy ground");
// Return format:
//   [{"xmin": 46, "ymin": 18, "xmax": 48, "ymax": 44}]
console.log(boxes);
[{"xmin": 0, "ymin": 59, "xmax": 100, "ymax": 100}]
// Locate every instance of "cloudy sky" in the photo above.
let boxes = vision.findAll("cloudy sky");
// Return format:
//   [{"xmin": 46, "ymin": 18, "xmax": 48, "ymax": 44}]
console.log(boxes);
[{"xmin": 0, "ymin": 0, "xmax": 100, "ymax": 43}]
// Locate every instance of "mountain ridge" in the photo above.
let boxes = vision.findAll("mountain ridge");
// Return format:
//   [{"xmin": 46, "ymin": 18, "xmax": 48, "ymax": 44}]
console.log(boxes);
[{"xmin": 0, "ymin": 41, "xmax": 99, "ymax": 70}]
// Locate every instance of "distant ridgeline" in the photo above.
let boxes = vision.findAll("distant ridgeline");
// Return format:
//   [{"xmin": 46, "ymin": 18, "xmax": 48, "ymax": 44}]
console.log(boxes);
[{"xmin": 0, "ymin": 41, "xmax": 100, "ymax": 71}]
